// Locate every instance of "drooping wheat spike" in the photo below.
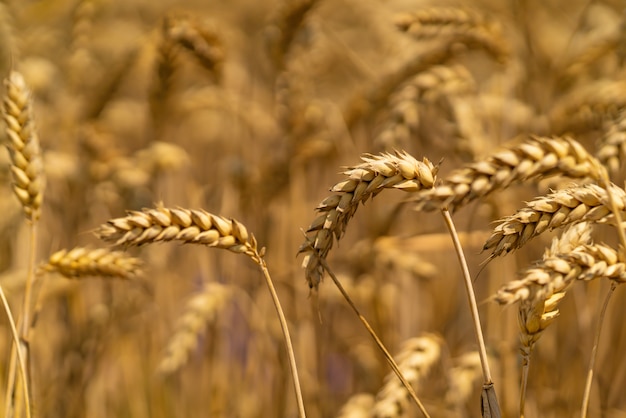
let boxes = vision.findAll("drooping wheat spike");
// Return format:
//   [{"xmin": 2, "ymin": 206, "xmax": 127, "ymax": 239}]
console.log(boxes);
[
  {"xmin": 265, "ymin": 0, "xmax": 319, "ymax": 71},
  {"xmin": 375, "ymin": 64, "xmax": 476, "ymax": 149},
  {"xmin": 550, "ymin": 80, "xmax": 626, "ymax": 134},
  {"xmin": 372, "ymin": 335, "xmax": 441, "ymax": 418},
  {"xmin": 97, "ymin": 207, "xmax": 306, "ymax": 417},
  {"xmin": 395, "ymin": 7, "xmax": 509, "ymax": 64},
  {"xmin": 300, "ymin": 151, "xmax": 437, "ymax": 289},
  {"xmin": 483, "ymin": 183, "xmax": 626, "ymax": 258},
  {"xmin": 41, "ymin": 247, "xmax": 143, "ymax": 280},
  {"xmin": 97, "ymin": 207, "xmax": 260, "ymax": 260},
  {"xmin": 163, "ymin": 13, "xmax": 224, "ymax": 84},
  {"xmin": 2, "ymin": 71, "xmax": 45, "ymax": 222},
  {"xmin": 344, "ymin": 31, "xmax": 504, "ymax": 133},
  {"xmin": 556, "ymin": 36, "xmax": 619, "ymax": 90},
  {"xmin": 412, "ymin": 135, "xmax": 602, "ymax": 214},
  {"xmin": 158, "ymin": 282, "xmax": 232, "ymax": 374},
  {"xmin": 596, "ymin": 110, "xmax": 626, "ymax": 176},
  {"xmin": 495, "ymin": 243, "xmax": 626, "ymax": 307},
  {"xmin": 336, "ymin": 393, "xmax": 375, "ymax": 418}
]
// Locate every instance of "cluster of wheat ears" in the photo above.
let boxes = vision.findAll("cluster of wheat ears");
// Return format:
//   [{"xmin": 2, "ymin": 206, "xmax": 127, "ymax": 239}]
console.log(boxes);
[{"xmin": 1, "ymin": 0, "xmax": 626, "ymax": 417}]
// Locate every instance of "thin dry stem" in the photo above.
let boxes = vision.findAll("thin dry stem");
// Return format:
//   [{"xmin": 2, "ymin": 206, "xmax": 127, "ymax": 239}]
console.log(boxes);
[
  {"xmin": 373, "ymin": 335, "xmax": 441, "ymax": 418},
  {"xmin": 318, "ymin": 257, "xmax": 431, "ymax": 418}
]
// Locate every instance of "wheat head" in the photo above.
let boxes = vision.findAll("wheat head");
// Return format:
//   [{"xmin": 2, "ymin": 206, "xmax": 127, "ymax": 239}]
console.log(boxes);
[
  {"xmin": 483, "ymin": 183, "xmax": 625, "ymax": 258},
  {"xmin": 373, "ymin": 335, "xmax": 441, "ymax": 418},
  {"xmin": 2, "ymin": 71, "xmax": 45, "ymax": 222},
  {"xmin": 300, "ymin": 151, "xmax": 437, "ymax": 289},
  {"xmin": 413, "ymin": 135, "xmax": 602, "ymax": 214},
  {"xmin": 41, "ymin": 247, "xmax": 143, "ymax": 280}
]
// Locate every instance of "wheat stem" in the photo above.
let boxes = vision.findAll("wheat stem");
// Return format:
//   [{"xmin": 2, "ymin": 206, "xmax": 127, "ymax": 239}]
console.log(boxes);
[
  {"xmin": 256, "ymin": 253, "xmax": 306, "ymax": 418},
  {"xmin": 442, "ymin": 209, "xmax": 501, "ymax": 417},
  {"xmin": 580, "ymin": 281, "xmax": 616, "ymax": 418},
  {"xmin": 318, "ymin": 257, "xmax": 431, "ymax": 418},
  {"xmin": 0, "ymin": 284, "xmax": 31, "ymax": 418}
]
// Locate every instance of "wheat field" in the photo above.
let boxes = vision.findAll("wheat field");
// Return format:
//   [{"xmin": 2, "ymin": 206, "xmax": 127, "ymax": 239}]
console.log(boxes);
[{"xmin": 1, "ymin": 0, "xmax": 626, "ymax": 417}]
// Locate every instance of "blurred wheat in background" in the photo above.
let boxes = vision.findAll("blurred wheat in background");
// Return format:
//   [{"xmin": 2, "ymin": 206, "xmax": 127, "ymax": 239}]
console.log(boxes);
[{"xmin": 0, "ymin": 0, "xmax": 626, "ymax": 417}]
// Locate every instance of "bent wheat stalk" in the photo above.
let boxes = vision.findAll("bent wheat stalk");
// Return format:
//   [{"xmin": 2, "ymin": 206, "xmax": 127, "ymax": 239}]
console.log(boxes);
[
  {"xmin": 97, "ymin": 207, "xmax": 306, "ymax": 418},
  {"xmin": 300, "ymin": 151, "xmax": 437, "ymax": 290}
]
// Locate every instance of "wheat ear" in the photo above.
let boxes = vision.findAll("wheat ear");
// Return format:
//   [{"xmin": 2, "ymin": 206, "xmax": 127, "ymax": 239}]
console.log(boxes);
[
  {"xmin": 299, "ymin": 151, "xmax": 437, "ymax": 289},
  {"xmin": 483, "ymin": 183, "xmax": 626, "ymax": 258},
  {"xmin": 372, "ymin": 335, "xmax": 441, "ymax": 418},
  {"xmin": 516, "ymin": 222, "xmax": 592, "ymax": 417},
  {"xmin": 41, "ymin": 247, "xmax": 143, "ymax": 280},
  {"xmin": 413, "ymin": 135, "xmax": 601, "ymax": 213},
  {"xmin": 158, "ymin": 282, "xmax": 232, "ymax": 374},
  {"xmin": 336, "ymin": 393, "xmax": 375, "ymax": 418},
  {"xmin": 97, "ymin": 207, "xmax": 306, "ymax": 417},
  {"xmin": 2, "ymin": 71, "xmax": 45, "ymax": 221},
  {"xmin": 2, "ymin": 71, "xmax": 45, "ymax": 417},
  {"xmin": 395, "ymin": 7, "xmax": 509, "ymax": 63}
]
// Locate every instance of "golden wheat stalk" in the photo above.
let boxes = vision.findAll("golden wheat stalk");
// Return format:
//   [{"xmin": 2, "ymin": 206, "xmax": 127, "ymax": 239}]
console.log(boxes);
[
  {"xmin": 97, "ymin": 207, "xmax": 306, "ymax": 417},
  {"xmin": 41, "ymin": 247, "xmax": 143, "ymax": 280},
  {"xmin": 299, "ymin": 151, "xmax": 437, "ymax": 289},
  {"xmin": 483, "ymin": 183, "xmax": 625, "ymax": 258},
  {"xmin": 413, "ymin": 135, "xmax": 602, "ymax": 214},
  {"xmin": 2, "ymin": 71, "xmax": 45, "ymax": 222},
  {"xmin": 372, "ymin": 335, "xmax": 441, "ymax": 418},
  {"xmin": 158, "ymin": 282, "xmax": 232, "ymax": 374}
]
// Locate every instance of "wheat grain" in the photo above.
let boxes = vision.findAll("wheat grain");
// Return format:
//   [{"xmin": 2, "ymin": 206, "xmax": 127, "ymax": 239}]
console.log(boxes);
[
  {"xmin": 395, "ymin": 7, "xmax": 509, "ymax": 63},
  {"xmin": 483, "ymin": 183, "xmax": 625, "ymax": 258},
  {"xmin": 163, "ymin": 13, "xmax": 224, "ymax": 83},
  {"xmin": 373, "ymin": 335, "xmax": 441, "ymax": 418},
  {"xmin": 1, "ymin": 71, "xmax": 45, "ymax": 222},
  {"xmin": 97, "ymin": 207, "xmax": 260, "ymax": 259},
  {"xmin": 158, "ymin": 282, "xmax": 232, "ymax": 374},
  {"xmin": 300, "ymin": 151, "xmax": 437, "ymax": 289},
  {"xmin": 41, "ymin": 247, "xmax": 142, "ymax": 280},
  {"xmin": 495, "ymin": 242, "xmax": 626, "ymax": 307},
  {"xmin": 550, "ymin": 80, "xmax": 626, "ymax": 134},
  {"xmin": 376, "ymin": 64, "xmax": 476, "ymax": 149},
  {"xmin": 412, "ymin": 135, "xmax": 602, "ymax": 214},
  {"xmin": 596, "ymin": 110, "xmax": 626, "ymax": 176}
]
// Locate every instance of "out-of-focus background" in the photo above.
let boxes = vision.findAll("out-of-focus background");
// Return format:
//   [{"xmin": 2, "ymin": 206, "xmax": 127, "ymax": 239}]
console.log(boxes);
[{"xmin": 1, "ymin": 0, "xmax": 626, "ymax": 416}]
